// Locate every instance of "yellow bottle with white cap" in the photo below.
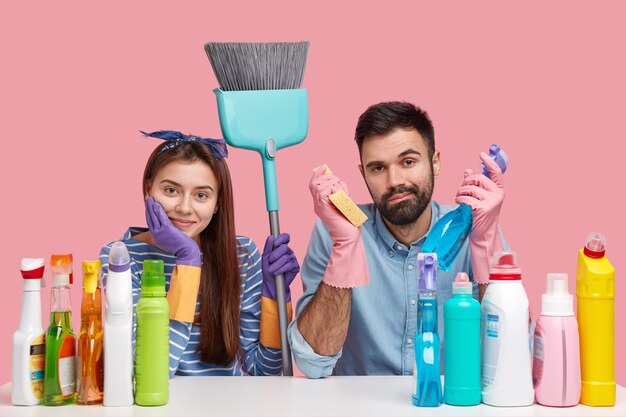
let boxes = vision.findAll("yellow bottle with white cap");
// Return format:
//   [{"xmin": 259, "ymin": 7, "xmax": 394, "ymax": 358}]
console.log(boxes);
[{"xmin": 576, "ymin": 232, "xmax": 615, "ymax": 406}]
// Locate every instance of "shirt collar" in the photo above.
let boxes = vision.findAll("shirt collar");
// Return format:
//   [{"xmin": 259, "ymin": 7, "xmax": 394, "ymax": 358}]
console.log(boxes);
[{"xmin": 374, "ymin": 201, "xmax": 442, "ymax": 255}]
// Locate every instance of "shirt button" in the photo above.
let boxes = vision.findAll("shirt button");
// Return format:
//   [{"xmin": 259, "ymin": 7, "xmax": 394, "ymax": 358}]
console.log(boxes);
[
  {"xmin": 407, "ymin": 338, "xmax": 413, "ymax": 345},
  {"xmin": 407, "ymin": 264, "xmax": 413, "ymax": 270},
  {"xmin": 397, "ymin": 245, "xmax": 403, "ymax": 250},
  {"xmin": 410, "ymin": 298, "xmax": 416, "ymax": 305}
]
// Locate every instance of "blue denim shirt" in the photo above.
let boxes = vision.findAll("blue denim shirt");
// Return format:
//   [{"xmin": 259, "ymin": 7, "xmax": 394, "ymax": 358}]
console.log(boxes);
[{"xmin": 289, "ymin": 201, "xmax": 486, "ymax": 378}]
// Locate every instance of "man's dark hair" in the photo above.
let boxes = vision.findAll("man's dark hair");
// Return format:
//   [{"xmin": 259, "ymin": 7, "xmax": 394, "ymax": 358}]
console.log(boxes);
[{"xmin": 355, "ymin": 101, "xmax": 435, "ymax": 159}]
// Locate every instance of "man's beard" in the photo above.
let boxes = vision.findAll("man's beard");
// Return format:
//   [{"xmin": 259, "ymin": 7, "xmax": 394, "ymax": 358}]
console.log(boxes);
[{"xmin": 372, "ymin": 175, "xmax": 434, "ymax": 226}]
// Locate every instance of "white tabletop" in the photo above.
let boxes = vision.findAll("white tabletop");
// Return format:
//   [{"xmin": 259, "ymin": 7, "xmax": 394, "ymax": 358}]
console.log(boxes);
[{"xmin": 1, "ymin": 376, "xmax": 624, "ymax": 417}]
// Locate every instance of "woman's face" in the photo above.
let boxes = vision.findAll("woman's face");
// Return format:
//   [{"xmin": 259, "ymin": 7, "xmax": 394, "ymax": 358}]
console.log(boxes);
[{"xmin": 148, "ymin": 159, "xmax": 219, "ymax": 241}]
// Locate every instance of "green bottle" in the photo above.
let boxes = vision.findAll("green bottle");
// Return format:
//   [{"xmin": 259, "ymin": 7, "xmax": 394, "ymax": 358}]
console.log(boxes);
[
  {"xmin": 443, "ymin": 272, "xmax": 482, "ymax": 406},
  {"xmin": 44, "ymin": 254, "xmax": 77, "ymax": 406},
  {"xmin": 135, "ymin": 260, "xmax": 169, "ymax": 406}
]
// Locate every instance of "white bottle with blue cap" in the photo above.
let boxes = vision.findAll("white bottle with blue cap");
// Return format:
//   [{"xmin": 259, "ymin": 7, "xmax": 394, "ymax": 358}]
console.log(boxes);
[{"xmin": 103, "ymin": 242, "xmax": 134, "ymax": 406}]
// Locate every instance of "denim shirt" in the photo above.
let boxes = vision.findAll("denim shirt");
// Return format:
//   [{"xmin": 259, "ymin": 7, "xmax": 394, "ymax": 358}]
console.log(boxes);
[{"xmin": 288, "ymin": 201, "xmax": 483, "ymax": 378}]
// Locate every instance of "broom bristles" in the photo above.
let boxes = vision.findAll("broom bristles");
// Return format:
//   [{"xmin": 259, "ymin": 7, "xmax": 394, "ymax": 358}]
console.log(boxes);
[{"xmin": 204, "ymin": 42, "xmax": 309, "ymax": 91}]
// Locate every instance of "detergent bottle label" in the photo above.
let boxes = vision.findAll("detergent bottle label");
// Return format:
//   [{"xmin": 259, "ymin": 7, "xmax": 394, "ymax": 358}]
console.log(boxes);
[
  {"xmin": 29, "ymin": 334, "xmax": 46, "ymax": 399},
  {"xmin": 482, "ymin": 313, "xmax": 500, "ymax": 388},
  {"xmin": 58, "ymin": 335, "xmax": 76, "ymax": 397}
]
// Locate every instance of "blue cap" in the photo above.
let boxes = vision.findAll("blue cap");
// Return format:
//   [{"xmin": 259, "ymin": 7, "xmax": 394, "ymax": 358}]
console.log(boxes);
[{"xmin": 418, "ymin": 253, "xmax": 437, "ymax": 292}]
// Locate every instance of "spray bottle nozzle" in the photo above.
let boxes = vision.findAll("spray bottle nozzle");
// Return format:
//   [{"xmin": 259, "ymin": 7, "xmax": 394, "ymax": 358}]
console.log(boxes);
[
  {"xmin": 481, "ymin": 144, "xmax": 509, "ymax": 178},
  {"xmin": 418, "ymin": 253, "xmax": 438, "ymax": 292}
]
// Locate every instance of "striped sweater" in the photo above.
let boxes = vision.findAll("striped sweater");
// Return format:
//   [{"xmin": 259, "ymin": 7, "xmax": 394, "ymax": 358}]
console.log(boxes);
[{"xmin": 99, "ymin": 227, "xmax": 283, "ymax": 377}]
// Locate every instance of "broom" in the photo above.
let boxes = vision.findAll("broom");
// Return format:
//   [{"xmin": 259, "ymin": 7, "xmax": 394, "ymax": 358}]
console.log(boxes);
[{"xmin": 204, "ymin": 41, "xmax": 310, "ymax": 376}]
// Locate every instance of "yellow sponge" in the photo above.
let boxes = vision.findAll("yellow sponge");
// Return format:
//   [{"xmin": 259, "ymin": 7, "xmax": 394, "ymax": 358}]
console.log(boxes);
[{"xmin": 317, "ymin": 164, "xmax": 368, "ymax": 227}]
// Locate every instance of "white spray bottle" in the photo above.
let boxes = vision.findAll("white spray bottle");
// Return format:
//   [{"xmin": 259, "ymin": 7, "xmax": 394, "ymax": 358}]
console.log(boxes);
[
  {"xmin": 103, "ymin": 241, "xmax": 134, "ymax": 406},
  {"xmin": 12, "ymin": 258, "xmax": 46, "ymax": 406}
]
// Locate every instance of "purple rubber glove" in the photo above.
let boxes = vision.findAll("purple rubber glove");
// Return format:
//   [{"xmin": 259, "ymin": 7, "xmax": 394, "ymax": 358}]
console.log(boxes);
[
  {"xmin": 455, "ymin": 152, "xmax": 505, "ymax": 284},
  {"xmin": 261, "ymin": 233, "xmax": 300, "ymax": 302},
  {"xmin": 145, "ymin": 196, "xmax": 202, "ymax": 267}
]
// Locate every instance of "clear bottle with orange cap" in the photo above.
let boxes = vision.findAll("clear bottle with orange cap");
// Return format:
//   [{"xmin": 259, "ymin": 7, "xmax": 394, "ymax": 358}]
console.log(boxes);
[{"xmin": 43, "ymin": 254, "xmax": 77, "ymax": 406}]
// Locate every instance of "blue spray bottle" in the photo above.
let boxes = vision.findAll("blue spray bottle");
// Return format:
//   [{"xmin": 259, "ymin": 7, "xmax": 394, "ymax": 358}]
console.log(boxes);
[
  {"xmin": 412, "ymin": 253, "xmax": 443, "ymax": 407},
  {"xmin": 422, "ymin": 144, "xmax": 508, "ymax": 271}
]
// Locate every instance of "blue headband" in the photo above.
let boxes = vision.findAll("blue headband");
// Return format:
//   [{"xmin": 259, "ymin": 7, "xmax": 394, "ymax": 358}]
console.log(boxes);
[{"xmin": 141, "ymin": 130, "xmax": 228, "ymax": 159}]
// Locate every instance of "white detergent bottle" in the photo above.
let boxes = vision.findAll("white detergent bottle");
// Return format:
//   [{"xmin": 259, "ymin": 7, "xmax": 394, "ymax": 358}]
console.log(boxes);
[
  {"xmin": 103, "ymin": 242, "xmax": 134, "ymax": 406},
  {"xmin": 481, "ymin": 251, "xmax": 534, "ymax": 406},
  {"xmin": 12, "ymin": 258, "xmax": 46, "ymax": 406}
]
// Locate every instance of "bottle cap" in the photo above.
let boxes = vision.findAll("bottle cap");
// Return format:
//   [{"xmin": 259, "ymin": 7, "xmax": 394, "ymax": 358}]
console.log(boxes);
[
  {"xmin": 541, "ymin": 273, "xmax": 574, "ymax": 316},
  {"xmin": 109, "ymin": 241, "xmax": 131, "ymax": 273},
  {"xmin": 142, "ymin": 260, "xmax": 166, "ymax": 296},
  {"xmin": 418, "ymin": 253, "xmax": 437, "ymax": 292},
  {"xmin": 583, "ymin": 232, "xmax": 606, "ymax": 259},
  {"xmin": 452, "ymin": 272, "xmax": 473, "ymax": 294},
  {"xmin": 20, "ymin": 258, "xmax": 45, "ymax": 279},
  {"xmin": 50, "ymin": 254, "xmax": 73, "ymax": 286},
  {"xmin": 82, "ymin": 260, "xmax": 102, "ymax": 294},
  {"xmin": 489, "ymin": 251, "xmax": 522, "ymax": 280}
]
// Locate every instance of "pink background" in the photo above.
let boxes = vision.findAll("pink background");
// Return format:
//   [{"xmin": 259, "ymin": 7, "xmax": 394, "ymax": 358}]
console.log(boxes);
[{"xmin": 1, "ymin": 2, "xmax": 624, "ymax": 385}]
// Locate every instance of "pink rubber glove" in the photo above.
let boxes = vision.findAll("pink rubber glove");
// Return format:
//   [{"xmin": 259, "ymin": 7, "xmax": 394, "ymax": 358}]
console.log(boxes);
[
  {"xmin": 454, "ymin": 152, "xmax": 505, "ymax": 284},
  {"xmin": 309, "ymin": 164, "xmax": 370, "ymax": 288}
]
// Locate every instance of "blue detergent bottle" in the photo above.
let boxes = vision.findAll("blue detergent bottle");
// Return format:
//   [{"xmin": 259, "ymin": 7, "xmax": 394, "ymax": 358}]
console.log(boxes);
[
  {"xmin": 443, "ymin": 272, "xmax": 482, "ymax": 405},
  {"xmin": 422, "ymin": 144, "xmax": 508, "ymax": 271},
  {"xmin": 412, "ymin": 253, "xmax": 443, "ymax": 407}
]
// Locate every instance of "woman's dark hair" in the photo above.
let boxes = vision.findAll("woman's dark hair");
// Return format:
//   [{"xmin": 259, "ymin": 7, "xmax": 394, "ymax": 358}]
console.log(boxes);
[
  {"xmin": 355, "ymin": 101, "xmax": 435, "ymax": 159},
  {"xmin": 143, "ymin": 141, "xmax": 240, "ymax": 365}
]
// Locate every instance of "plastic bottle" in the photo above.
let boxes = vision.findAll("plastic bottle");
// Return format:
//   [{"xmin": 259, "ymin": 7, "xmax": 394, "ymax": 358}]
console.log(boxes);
[
  {"xmin": 135, "ymin": 260, "xmax": 169, "ymax": 406},
  {"xmin": 443, "ymin": 272, "xmax": 481, "ymax": 406},
  {"xmin": 44, "ymin": 254, "xmax": 77, "ymax": 406},
  {"xmin": 481, "ymin": 251, "xmax": 534, "ymax": 406},
  {"xmin": 533, "ymin": 273, "xmax": 581, "ymax": 406},
  {"xmin": 412, "ymin": 253, "xmax": 443, "ymax": 407},
  {"xmin": 576, "ymin": 233, "xmax": 615, "ymax": 406},
  {"xmin": 422, "ymin": 144, "xmax": 509, "ymax": 271},
  {"xmin": 422, "ymin": 144, "xmax": 508, "ymax": 270},
  {"xmin": 104, "ymin": 241, "xmax": 134, "ymax": 406},
  {"xmin": 77, "ymin": 260, "xmax": 104, "ymax": 404},
  {"xmin": 12, "ymin": 258, "xmax": 46, "ymax": 406}
]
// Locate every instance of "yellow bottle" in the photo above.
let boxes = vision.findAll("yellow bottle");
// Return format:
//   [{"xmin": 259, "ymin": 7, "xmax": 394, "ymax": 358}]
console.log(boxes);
[{"xmin": 576, "ymin": 232, "xmax": 615, "ymax": 406}]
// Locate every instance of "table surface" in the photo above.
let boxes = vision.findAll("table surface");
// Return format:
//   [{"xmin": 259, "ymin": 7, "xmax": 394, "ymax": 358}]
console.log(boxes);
[{"xmin": 1, "ymin": 376, "xmax": 624, "ymax": 417}]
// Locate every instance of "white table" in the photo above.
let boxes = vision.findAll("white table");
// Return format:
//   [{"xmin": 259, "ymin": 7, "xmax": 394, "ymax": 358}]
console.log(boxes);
[{"xmin": 1, "ymin": 376, "xmax": 624, "ymax": 417}]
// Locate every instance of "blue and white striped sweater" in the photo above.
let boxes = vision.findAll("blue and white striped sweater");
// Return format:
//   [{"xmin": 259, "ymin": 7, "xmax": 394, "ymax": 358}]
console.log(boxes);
[{"xmin": 99, "ymin": 227, "xmax": 283, "ymax": 377}]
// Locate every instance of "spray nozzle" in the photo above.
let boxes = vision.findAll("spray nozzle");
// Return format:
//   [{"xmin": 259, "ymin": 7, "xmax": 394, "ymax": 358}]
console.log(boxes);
[
  {"xmin": 583, "ymin": 232, "xmax": 606, "ymax": 258},
  {"xmin": 418, "ymin": 253, "xmax": 438, "ymax": 292},
  {"xmin": 481, "ymin": 144, "xmax": 508, "ymax": 179},
  {"xmin": 50, "ymin": 254, "xmax": 73, "ymax": 286},
  {"xmin": 82, "ymin": 260, "xmax": 102, "ymax": 294}
]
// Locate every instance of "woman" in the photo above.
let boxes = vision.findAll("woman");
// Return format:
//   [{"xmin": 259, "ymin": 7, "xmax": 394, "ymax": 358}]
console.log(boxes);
[{"xmin": 100, "ymin": 130, "xmax": 299, "ymax": 376}]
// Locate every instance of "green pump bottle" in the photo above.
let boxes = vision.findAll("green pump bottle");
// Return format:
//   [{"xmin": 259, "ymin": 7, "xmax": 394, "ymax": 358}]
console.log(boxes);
[{"xmin": 135, "ymin": 260, "xmax": 169, "ymax": 406}]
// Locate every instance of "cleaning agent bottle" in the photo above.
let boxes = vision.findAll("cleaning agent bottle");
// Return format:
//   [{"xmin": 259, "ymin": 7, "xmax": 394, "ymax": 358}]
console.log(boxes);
[
  {"xmin": 135, "ymin": 260, "xmax": 169, "ymax": 406},
  {"xmin": 412, "ymin": 253, "xmax": 443, "ymax": 407},
  {"xmin": 77, "ymin": 260, "xmax": 104, "ymax": 404},
  {"xmin": 533, "ymin": 273, "xmax": 581, "ymax": 406},
  {"xmin": 481, "ymin": 251, "xmax": 534, "ymax": 406},
  {"xmin": 103, "ymin": 241, "xmax": 134, "ymax": 406},
  {"xmin": 44, "ymin": 254, "xmax": 77, "ymax": 406},
  {"xmin": 576, "ymin": 232, "xmax": 615, "ymax": 406},
  {"xmin": 443, "ymin": 272, "xmax": 481, "ymax": 406},
  {"xmin": 12, "ymin": 258, "xmax": 46, "ymax": 406},
  {"xmin": 422, "ymin": 144, "xmax": 508, "ymax": 270}
]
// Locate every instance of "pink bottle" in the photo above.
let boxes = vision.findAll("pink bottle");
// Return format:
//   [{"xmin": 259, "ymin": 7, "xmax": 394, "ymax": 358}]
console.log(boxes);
[{"xmin": 533, "ymin": 273, "xmax": 581, "ymax": 406}]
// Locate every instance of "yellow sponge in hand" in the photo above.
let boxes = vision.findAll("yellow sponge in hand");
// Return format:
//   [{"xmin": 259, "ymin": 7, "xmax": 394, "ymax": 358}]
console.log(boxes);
[{"xmin": 317, "ymin": 164, "xmax": 368, "ymax": 227}]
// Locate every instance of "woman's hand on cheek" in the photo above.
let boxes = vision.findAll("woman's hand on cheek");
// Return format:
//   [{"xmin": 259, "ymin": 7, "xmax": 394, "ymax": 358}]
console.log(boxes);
[{"xmin": 145, "ymin": 196, "xmax": 202, "ymax": 267}]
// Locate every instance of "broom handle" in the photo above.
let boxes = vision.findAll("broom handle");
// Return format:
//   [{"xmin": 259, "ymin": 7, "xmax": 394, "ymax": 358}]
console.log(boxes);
[{"xmin": 269, "ymin": 210, "xmax": 294, "ymax": 376}]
